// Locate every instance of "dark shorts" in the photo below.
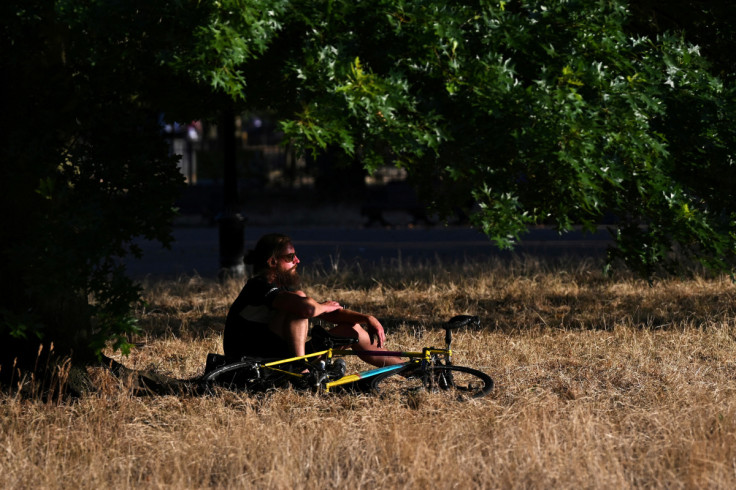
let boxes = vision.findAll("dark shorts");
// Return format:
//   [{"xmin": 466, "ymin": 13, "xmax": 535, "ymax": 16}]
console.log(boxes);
[{"xmin": 223, "ymin": 321, "xmax": 314, "ymax": 360}]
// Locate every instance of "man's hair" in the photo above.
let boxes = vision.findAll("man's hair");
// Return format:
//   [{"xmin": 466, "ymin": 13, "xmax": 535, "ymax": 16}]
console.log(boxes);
[{"xmin": 244, "ymin": 233, "xmax": 292, "ymax": 274}]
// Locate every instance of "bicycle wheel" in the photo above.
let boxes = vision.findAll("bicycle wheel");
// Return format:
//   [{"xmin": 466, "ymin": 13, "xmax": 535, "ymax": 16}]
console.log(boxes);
[
  {"xmin": 201, "ymin": 361, "xmax": 290, "ymax": 392},
  {"xmin": 370, "ymin": 364, "xmax": 493, "ymax": 401},
  {"xmin": 201, "ymin": 361, "xmax": 259, "ymax": 390}
]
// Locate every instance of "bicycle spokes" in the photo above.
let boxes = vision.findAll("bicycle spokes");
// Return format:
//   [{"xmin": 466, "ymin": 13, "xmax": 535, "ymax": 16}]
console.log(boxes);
[{"xmin": 371, "ymin": 365, "xmax": 492, "ymax": 402}]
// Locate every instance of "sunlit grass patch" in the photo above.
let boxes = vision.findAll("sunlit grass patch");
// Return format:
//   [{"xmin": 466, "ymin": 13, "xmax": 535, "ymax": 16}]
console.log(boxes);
[{"xmin": 3, "ymin": 257, "xmax": 736, "ymax": 488}]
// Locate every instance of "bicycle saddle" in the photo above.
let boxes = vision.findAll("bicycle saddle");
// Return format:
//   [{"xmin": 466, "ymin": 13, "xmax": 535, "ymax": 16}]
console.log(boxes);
[
  {"xmin": 445, "ymin": 315, "xmax": 480, "ymax": 329},
  {"xmin": 310, "ymin": 325, "xmax": 359, "ymax": 348}
]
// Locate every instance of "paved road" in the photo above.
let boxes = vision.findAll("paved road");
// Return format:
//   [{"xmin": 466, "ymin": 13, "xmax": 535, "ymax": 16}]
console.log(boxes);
[{"xmin": 123, "ymin": 225, "xmax": 613, "ymax": 280}]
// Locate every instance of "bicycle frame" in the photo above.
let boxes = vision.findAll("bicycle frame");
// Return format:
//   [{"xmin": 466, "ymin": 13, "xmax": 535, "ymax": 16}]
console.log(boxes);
[{"xmin": 257, "ymin": 345, "xmax": 453, "ymax": 393}]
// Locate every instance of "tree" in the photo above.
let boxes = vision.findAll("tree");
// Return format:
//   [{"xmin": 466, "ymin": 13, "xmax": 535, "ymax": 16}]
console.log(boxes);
[
  {"xmin": 629, "ymin": 0, "xmax": 736, "ymax": 82},
  {"xmin": 2, "ymin": 0, "xmax": 735, "ymax": 379},
  {"xmin": 237, "ymin": 0, "xmax": 736, "ymax": 277},
  {"xmin": 0, "ymin": 0, "xmax": 286, "ymax": 375}
]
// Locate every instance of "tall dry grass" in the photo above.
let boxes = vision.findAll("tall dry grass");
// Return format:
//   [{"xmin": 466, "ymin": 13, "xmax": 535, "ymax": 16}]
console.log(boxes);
[{"xmin": 2, "ymin": 256, "xmax": 736, "ymax": 488}]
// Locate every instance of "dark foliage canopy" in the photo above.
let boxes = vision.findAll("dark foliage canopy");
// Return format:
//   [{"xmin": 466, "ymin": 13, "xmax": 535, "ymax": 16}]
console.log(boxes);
[{"xmin": 2, "ymin": 0, "xmax": 735, "ymax": 368}]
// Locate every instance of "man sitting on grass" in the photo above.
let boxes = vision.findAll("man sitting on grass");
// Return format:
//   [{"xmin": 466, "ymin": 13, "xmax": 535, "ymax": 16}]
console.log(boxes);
[{"xmin": 223, "ymin": 233, "xmax": 403, "ymax": 367}]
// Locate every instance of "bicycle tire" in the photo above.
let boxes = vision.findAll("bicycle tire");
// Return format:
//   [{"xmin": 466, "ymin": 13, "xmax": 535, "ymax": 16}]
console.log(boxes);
[
  {"xmin": 201, "ymin": 361, "xmax": 289, "ymax": 392},
  {"xmin": 370, "ymin": 364, "xmax": 493, "ymax": 401}
]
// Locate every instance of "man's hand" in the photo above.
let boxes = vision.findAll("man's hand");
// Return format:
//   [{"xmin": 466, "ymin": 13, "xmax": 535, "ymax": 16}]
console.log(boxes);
[{"xmin": 365, "ymin": 315, "xmax": 386, "ymax": 348}]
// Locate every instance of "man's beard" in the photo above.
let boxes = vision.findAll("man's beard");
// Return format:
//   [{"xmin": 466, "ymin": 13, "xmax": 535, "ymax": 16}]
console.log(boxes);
[{"xmin": 275, "ymin": 267, "xmax": 301, "ymax": 289}]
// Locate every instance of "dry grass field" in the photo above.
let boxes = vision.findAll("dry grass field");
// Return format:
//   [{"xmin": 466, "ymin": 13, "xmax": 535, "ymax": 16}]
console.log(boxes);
[{"xmin": 2, "ymin": 256, "xmax": 736, "ymax": 488}]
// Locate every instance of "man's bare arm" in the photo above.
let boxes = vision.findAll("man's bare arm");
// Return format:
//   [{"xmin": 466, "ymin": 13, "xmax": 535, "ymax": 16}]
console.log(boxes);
[{"xmin": 319, "ymin": 308, "xmax": 386, "ymax": 347}]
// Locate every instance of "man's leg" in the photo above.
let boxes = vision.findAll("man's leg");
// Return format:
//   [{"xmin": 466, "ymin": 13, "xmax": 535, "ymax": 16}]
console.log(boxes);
[
  {"xmin": 268, "ymin": 290, "xmax": 309, "ymax": 357},
  {"xmin": 269, "ymin": 310, "xmax": 308, "ymax": 357},
  {"xmin": 328, "ymin": 323, "xmax": 404, "ymax": 367}
]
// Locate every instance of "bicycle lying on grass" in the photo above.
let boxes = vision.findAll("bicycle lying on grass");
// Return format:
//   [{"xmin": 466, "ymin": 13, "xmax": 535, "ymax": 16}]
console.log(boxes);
[{"xmin": 200, "ymin": 315, "xmax": 493, "ymax": 401}]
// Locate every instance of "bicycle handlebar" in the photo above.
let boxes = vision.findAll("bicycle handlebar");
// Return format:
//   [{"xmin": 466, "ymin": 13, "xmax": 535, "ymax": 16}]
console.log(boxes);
[
  {"xmin": 445, "ymin": 315, "xmax": 480, "ymax": 330},
  {"xmin": 443, "ymin": 315, "xmax": 480, "ymax": 346}
]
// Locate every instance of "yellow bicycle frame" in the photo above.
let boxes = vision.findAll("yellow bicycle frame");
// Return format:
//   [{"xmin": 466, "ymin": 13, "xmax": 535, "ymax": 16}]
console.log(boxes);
[{"xmin": 258, "ymin": 346, "xmax": 452, "ymax": 393}]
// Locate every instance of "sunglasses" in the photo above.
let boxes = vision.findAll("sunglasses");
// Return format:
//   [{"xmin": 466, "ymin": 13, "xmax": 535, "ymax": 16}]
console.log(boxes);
[{"xmin": 279, "ymin": 252, "xmax": 297, "ymax": 262}]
